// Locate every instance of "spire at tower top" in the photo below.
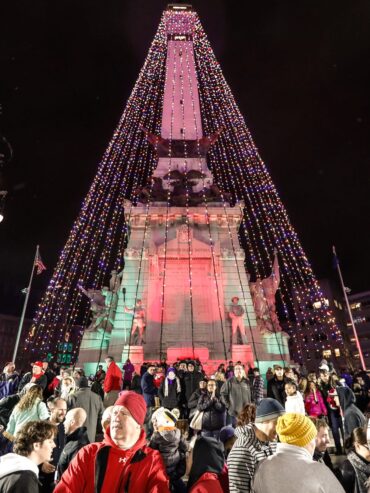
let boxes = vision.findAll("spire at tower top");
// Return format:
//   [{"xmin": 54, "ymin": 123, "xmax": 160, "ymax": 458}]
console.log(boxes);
[{"xmin": 167, "ymin": 2, "xmax": 192, "ymax": 12}]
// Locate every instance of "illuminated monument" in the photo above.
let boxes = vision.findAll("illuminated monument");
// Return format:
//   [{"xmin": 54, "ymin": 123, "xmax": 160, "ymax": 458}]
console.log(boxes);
[{"xmin": 27, "ymin": 3, "xmax": 343, "ymax": 372}]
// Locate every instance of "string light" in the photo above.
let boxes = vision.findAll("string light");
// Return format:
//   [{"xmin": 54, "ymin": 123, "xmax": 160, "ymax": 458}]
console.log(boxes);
[{"xmin": 26, "ymin": 7, "xmax": 343, "ymax": 366}]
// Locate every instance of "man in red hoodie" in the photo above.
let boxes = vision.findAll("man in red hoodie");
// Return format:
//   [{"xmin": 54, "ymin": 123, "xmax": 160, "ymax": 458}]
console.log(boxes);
[
  {"xmin": 55, "ymin": 391, "xmax": 170, "ymax": 493},
  {"xmin": 103, "ymin": 356, "xmax": 122, "ymax": 407}
]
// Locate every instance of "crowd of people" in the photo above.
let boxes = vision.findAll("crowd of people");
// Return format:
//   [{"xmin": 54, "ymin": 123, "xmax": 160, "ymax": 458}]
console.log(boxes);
[{"xmin": 0, "ymin": 356, "xmax": 368, "ymax": 492}]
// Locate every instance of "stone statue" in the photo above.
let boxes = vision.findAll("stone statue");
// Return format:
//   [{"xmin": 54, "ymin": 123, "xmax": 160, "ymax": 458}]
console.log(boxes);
[
  {"xmin": 79, "ymin": 284, "xmax": 118, "ymax": 335},
  {"xmin": 124, "ymin": 299, "xmax": 146, "ymax": 345},
  {"xmin": 228, "ymin": 296, "xmax": 248, "ymax": 345},
  {"xmin": 109, "ymin": 269, "xmax": 123, "ymax": 293}
]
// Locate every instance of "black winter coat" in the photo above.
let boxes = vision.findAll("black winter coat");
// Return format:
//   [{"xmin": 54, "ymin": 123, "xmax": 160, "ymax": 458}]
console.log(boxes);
[
  {"xmin": 0, "ymin": 395, "xmax": 20, "ymax": 428},
  {"xmin": 0, "ymin": 470, "xmax": 39, "ymax": 493},
  {"xmin": 197, "ymin": 393, "xmax": 226, "ymax": 432},
  {"xmin": 183, "ymin": 372, "xmax": 203, "ymax": 404},
  {"xmin": 18, "ymin": 373, "xmax": 48, "ymax": 392},
  {"xmin": 57, "ymin": 426, "xmax": 90, "ymax": 478},
  {"xmin": 158, "ymin": 380, "xmax": 181, "ymax": 410},
  {"xmin": 337, "ymin": 386, "xmax": 366, "ymax": 437},
  {"xmin": 266, "ymin": 377, "xmax": 287, "ymax": 405}
]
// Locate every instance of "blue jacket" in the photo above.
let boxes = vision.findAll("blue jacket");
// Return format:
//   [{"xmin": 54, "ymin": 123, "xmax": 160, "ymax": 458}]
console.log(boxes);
[{"xmin": 141, "ymin": 372, "xmax": 157, "ymax": 407}]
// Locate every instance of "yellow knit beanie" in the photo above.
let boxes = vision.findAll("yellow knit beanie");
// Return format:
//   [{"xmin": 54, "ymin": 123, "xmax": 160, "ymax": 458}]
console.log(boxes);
[{"xmin": 276, "ymin": 413, "xmax": 317, "ymax": 447}]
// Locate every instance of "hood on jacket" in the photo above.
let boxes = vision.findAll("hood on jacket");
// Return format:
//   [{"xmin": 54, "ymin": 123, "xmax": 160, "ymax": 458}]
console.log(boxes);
[
  {"xmin": 157, "ymin": 428, "xmax": 181, "ymax": 443},
  {"xmin": 234, "ymin": 423, "xmax": 256, "ymax": 441},
  {"xmin": 337, "ymin": 386, "xmax": 355, "ymax": 411},
  {"xmin": 0, "ymin": 453, "xmax": 39, "ymax": 479},
  {"xmin": 187, "ymin": 436, "xmax": 224, "ymax": 491}
]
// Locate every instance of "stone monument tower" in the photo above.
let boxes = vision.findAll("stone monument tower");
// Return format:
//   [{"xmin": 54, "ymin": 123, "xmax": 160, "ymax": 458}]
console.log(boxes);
[{"xmin": 78, "ymin": 3, "xmax": 290, "ymax": 374}]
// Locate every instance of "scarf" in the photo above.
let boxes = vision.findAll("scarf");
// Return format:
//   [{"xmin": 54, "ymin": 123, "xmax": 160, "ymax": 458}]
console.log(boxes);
[
  {"xmin": 347, "ymin": 451, "xmax": 370, "ymax": 493},
  {"xmin": 164, "ymin": 376, "xmax": 181, "ymax": 397}
]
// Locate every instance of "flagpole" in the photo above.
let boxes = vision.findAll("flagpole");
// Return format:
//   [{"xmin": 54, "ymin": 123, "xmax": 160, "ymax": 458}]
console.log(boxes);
[
  {"xmin": 12, "ymin": 245, "xmax": 39, "ymax": 362},
  {"xmin": 333, "ymin": 246, "xmax": 366, "ymax": 371}
]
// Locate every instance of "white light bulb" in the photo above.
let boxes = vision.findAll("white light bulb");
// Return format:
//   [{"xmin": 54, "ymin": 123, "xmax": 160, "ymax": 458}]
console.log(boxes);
[{"xmin": 0, "ymin": 213, "xmax": 4, "ymax": 223}]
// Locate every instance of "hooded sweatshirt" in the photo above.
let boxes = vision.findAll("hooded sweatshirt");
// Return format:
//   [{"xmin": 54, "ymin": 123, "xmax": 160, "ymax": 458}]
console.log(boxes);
[
  {"xmin": 54, "ymin": 427, "xmax": 170, "ymax": 493},
  {"xmin": 0, "ymin": 453, "xmax": 39, "ymax": 493},
  {"xmin": 337, "ymin": 386, "xmax": 366, "ymax": 437},
  {"xmin": 227, "ymin": 423, "xmax": 276, "ymax": 493}
]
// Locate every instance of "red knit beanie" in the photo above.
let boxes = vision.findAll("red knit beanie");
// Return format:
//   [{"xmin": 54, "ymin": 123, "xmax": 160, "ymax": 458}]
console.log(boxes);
[{"xmin": 114, "ymin": 391, "xmax": 147, "ymax": 425}]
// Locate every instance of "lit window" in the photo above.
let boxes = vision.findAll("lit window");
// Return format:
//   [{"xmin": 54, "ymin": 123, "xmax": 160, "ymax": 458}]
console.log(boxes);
[
  {"xmin": 322, "ymin": 349, "xmax": 332, "ymax": 358},
  {"xmin": 334, "ymin": 348, "xmax": 340, "ymax": 357},
  {"xmin": 334, "ymin": 300, "xmax": 338, "ymax": 308},
  {"xmin": 338, "ymin": 303, "xmax": 343, "ymax": 310},
  {"xmin": 313, "ymin": 301, "xmax": 322, "ymax": 309}
]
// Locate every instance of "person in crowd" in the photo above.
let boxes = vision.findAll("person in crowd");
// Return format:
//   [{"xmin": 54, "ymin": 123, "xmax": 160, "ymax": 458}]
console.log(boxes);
[
  {"xmin": 221, "ymin": 364, "xmax": 253, "ymax": 426},
  {"xmin": 101, "ymin": 406, "xmax": 113, "ymax": 432},
  {"xmin": 141, "ymin": 364, "xmax": 158, "ymax": 437},
  {"xmin": 251, "ymin": 368, "xmax": 264, "ymax": 405},
  {"xmin": 122, "ymin": 359, "xmax": 135, "ymax": 390},
  {"xmin": 39, "ymin": 397, "xmax": 67, "ymax": 493},
  {"xmin": 252, "ymin": 413, "xmax": 345, "ymax": 493},
  {"xmin": 68, "ymin": 376, "xmax": 104, "ymax": 443},
  {"xmin": 150, "ymin": 407, "xmax": 187, "ymax": 493},
  {"xmin": 214, "ymin": 371, "xmax": 226, "ymax": 393},
  {"xmin": 340, "ymin": 427, "xmax": 370, "ymax": 493},
  {"xmin": 131, "ymin": 371, "xmax": 142, "ymax": 394},
  {"xmin": 307, "ymin": 371, "xmax": 318, "ymax": 384},
  {"xmin": 304, "ymin": 380, "xmax": 327, "ymax": 418},
  {"xmin": 187, "ymin": 436, "xmax": 227, "ymax": 493},
  {"xmin": 340, "ymin": 368, "xmax": 354, "ymax": 388},
  {"xmin": 219, "ymin": 425, "xmax": 236, "ymax": 459},
  {"xmin": 59, "ymin": 376, "xmax": 76, "ymax": 401},
  {"xmin": 159, "ymin": 367, "xmax": 181, "ymax": 411},
  {"xmin": 188, "ymin": 378, "xmax": 208, "ymax": 421},
  {"xmin": 298, "ymin": 376, "xmax": 308, "ymax": 394},
  {"xmin": 284, "ymin": 380, "xmax": 305, "ymax": 415},
  {"xmin": 225, "ymin": 361, "xmax": 234, "ymax": 380},
  {"xmin": 326, "ymin": 374, "xmax": 345, "ymax": 454},
  {"xmin": 72, "ymin": 369, "xmax": 85, "ymax": 388},
  {"xmin": 0, "ymin": 383, "xmax": 36, "ymax": 431},
  {"xmin": 5, "ymin": 385, "xmax": 49, "ymax": 438},
  {"xmin": 217, "ymin": 364, "xmax": 226, "ymax": 375},
  {"xmin": 312, "ymin": 418, "xmax": 337, "ymax": 475},
  {"xmin": 266, "ymin": 365, "xmax": 287, "ymax": 406},
  {"xmin": 55, "ymin": 391, "xmax": 170, "ymax": 492},
  {"xmin": 352, "ymin": 376, "xmax": 369, "ymax": 413},
  {"xmin": 103, "ymin": 356, "xmax": 122, "ymax": 407},
  {"xmin": 18, "ymin": 362, "xmax": 48, "ymax": 392},
  {"xmin": 0, "ymin": 362, "xmax": 20, "ymax": 398},
  {"xmin": 183, "ymin": 362, "xmax": 203, "ymax": 412},
  {"xmin": 57, "ymin": 408, "xmax": 89, "ymax": 478},
  {"xmin": 154, "ymin": 366, "xmax": 166, "ymax": 390},
  {"xmin": 227, "ymin": 398, "xmax": 285, "ymax": 493},
  {"xmin": 197, "ymin": 379, "xmax": 226, "ymax": 440},
  {"xmin": 95, "ymin": 364, "xmax": 106, "ymax": 384},
  {"xmin": 337, "ymin": 386, "xmax": 366, "ymax": 438},
  {"xmin": 265, "ymin": 367, "xmax": 274, "ymax": 382},
  {"xmin": 42, "ymin": 362, "xmax": 56, "ymax": 388},
  {"xmin": 284, "ymin": 367, "xmax": 295, "ymax": 382},
  {"xmin": 47, "ymin": 368, "xmax": 71, "ymax": 397},
  {"xmin": 0, "ymin": 421, "xmax": 56, "ymax": 493}
]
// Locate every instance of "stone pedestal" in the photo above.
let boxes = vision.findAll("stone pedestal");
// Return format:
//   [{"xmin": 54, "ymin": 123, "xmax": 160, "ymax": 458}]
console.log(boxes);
[
  {"xmin": 122, "ymin": 345, "xmax": 144, "ymax": 367},
  {"xmin": 77, "ymin": 332, "xmax": 109, "ymax": 366},
  {"xmin": 232, "ymin": 345, "xmax": 255, "ymax": 367},
  {"xmin": 167, "ymin": 347, "xmax": 209, "ymax": 362}
]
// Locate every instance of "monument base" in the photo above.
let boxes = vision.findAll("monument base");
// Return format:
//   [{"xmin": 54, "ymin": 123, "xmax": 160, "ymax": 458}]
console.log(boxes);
[
  {"xmin": 231, "ymin": 345, "xmax": 254, "ymax": 367},
  {"xmin": 167, "ymin": 347, "xmax": 209, "ymax": 363},
  {"xmin": 122, "ymin": 345, "xmax": 144, "ymax": 367}
]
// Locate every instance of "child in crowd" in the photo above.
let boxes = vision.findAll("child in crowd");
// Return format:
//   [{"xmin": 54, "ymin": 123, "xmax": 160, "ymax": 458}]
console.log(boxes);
[
  {"xmin": 150, "ymin": 407, "xmax": 188, "ymax": 493},
  {"xmin": 285, "ymin": 380, "xmax": 305, "ymax": 415}
]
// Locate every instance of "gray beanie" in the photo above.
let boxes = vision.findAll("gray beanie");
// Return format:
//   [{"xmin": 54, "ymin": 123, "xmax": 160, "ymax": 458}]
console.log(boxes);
[{"xmin": 255, "ymin": 398, "xmax": 285, "ymax": 423}]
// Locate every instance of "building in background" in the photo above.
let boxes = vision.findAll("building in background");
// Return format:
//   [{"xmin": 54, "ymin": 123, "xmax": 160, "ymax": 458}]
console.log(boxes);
[{"xmin": 346, "ymin": 291, "xmax": 370, "ymax": 369}]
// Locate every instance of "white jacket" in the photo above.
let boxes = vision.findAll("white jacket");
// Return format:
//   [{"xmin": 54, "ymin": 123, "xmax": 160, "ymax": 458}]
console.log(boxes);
[
  {"xmin": 252, "ymin": 443, "xmax": 345, "ymax": 493},
  {"xmin": 285, "ymin": 392, "xmax": 305, "ymax": 415}
]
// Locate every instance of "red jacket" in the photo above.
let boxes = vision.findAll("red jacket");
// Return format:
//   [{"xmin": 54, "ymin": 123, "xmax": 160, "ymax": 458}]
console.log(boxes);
[
  {"xmin": 189, "ymin": 472, "xmax": 224, "ymax": 493},
  {"xmin": 55, "ymin": 428, "xmax": 170, "ymax": 493},
  {"xmin": 103, "ymin": 362, "xmax": 122, "ymax": 393}
]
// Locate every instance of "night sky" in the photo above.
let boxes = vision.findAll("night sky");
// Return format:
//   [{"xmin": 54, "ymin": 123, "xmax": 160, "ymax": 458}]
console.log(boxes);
[{"xmin": 1, "ymin": 0, "xmax": 369, "ymax": 318}]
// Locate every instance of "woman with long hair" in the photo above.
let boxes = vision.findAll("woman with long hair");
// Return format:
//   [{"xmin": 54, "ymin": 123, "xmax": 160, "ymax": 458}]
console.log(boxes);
[
  {"xmin": 304, "ymin": 380, "xmax": 327, "ymax": 418},
  {"xmin": 340, "ymin": 427, "xmax": 370, "ymax": 493},
  {"xmin": 6, "ymin": 385, "xmax": 49, "ymax": 437}
]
